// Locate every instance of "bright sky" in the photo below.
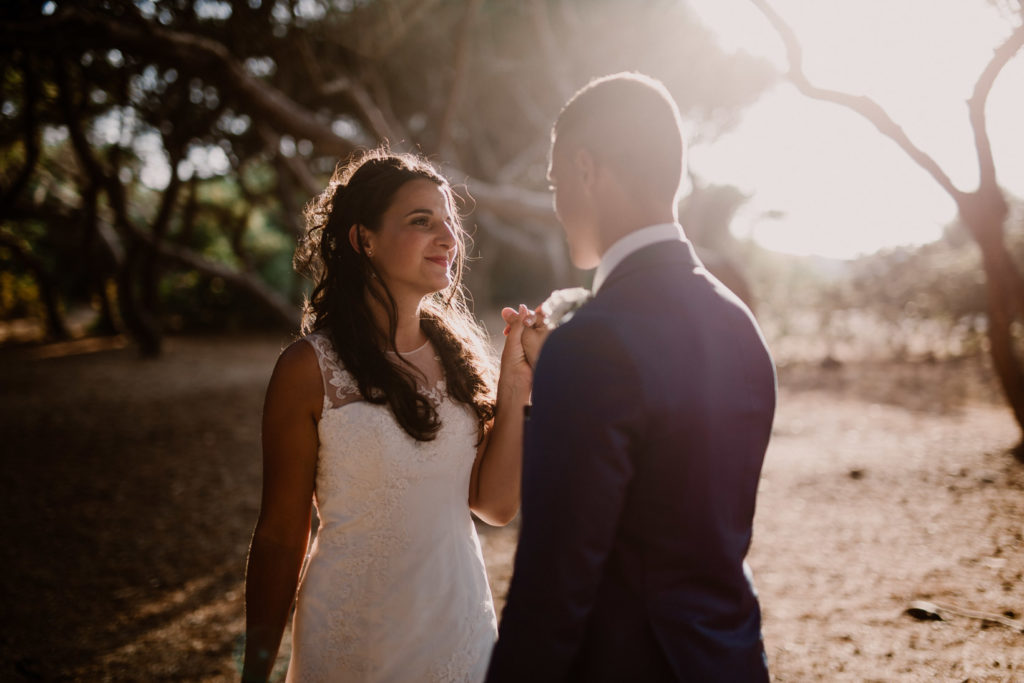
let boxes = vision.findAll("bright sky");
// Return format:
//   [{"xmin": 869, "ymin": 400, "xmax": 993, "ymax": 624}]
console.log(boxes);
[{"xmin": 685, "ymin": 0, "xmax": 1024, "ymax": 258}]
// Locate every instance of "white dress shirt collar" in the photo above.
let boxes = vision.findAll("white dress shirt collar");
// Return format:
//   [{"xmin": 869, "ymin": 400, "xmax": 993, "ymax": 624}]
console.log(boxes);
[{"xmin": 592, "ymin": 222, "xmax": 684, "ymax": 293}]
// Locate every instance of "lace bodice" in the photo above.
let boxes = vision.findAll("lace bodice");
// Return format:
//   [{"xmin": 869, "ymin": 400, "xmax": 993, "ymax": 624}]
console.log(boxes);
[{"xmin": 286, "ymin": 331, "xmax": 497, "ymax": 683}]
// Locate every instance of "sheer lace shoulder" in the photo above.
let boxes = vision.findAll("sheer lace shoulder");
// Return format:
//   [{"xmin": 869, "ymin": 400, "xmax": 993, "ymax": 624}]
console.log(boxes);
[
  {"xmin": 302, "ymin": 331, "xmax": 361, "ymax": 411},
  {"xmin": 302, "ymin": 331, "xmax": 448, "ymax": 413}
]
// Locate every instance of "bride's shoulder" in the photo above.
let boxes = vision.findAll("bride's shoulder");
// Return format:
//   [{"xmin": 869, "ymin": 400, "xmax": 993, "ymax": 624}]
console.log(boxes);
[
  {"xmin": 278, "ymin": 336, "xmax": 322, "ymax": 372},
  {"xmin": 259, "ymin": 338, "xmax": 326, "ymax": 421},
  {"xmin": 282, "ymin": 336, "xmax": 321, "ymax": 364}
]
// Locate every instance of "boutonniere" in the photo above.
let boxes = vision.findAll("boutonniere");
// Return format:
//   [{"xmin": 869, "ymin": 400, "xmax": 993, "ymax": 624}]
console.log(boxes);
[{"xmin": 539, "ymin": 287, "xmax": 592, "ymax": 330}]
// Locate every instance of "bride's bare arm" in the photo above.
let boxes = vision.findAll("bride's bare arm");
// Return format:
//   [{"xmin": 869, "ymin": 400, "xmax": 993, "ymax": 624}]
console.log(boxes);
[
  {"xmin": 468, "ymin": 307, "xmax": 533, "ymax": 526},
  {"xmin": 242, "ymin": 341, "xmax": 322, "ymax": 682}
]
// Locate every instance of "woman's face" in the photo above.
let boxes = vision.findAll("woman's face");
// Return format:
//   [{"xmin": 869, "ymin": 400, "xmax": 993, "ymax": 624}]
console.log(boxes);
[{"xmin": 367, "ymin": 178, "xmax": 458, "ymax": 301}]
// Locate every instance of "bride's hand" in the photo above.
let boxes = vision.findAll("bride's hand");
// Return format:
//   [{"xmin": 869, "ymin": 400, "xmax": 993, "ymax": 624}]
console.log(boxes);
[
  {"xmin": 502, "ymin": 304, "xmax": 550, "ymax": 369},
  {"xmin": 497, "ymin": 305, "xmax": 535, "ymax": 402}
]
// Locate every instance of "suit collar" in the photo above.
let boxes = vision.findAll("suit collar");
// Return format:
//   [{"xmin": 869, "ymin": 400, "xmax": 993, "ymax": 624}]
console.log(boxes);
[
  {"xmin": 592, "ymin": 223, "xmax": 685, "ymax": 294},
  {"xmin": 597, "ymin": 238, "xmax": 702, "ymax": 294}
]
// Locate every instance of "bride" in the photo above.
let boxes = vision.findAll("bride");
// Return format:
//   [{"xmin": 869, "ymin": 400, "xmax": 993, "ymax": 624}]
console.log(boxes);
[{"xmin": 242, "ymin": 148, "xmax": 532, "ymax": 682}]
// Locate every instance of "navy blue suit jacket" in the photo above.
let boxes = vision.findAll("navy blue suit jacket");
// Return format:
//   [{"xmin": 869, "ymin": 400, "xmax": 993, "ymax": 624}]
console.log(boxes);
[{"xmin": 486, "ymin": 239, "xmax": 776, "ymax": 682}]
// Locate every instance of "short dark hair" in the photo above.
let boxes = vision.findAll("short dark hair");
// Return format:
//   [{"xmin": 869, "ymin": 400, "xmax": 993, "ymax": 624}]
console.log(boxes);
[{"xmin": 554, "ymin": 72, "xmax": 685, "ymax": 202}]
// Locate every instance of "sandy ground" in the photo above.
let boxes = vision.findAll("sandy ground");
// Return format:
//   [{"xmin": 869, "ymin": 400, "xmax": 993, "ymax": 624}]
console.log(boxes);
[{"xmin": 1, "ymin": 333, "xmax": 1021, "ymax": 681}]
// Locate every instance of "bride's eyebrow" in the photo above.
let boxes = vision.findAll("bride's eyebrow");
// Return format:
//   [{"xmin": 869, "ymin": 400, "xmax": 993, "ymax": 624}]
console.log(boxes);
[{"xmin": 404, "ymin": 208, "xmax": 433, "ymax": 217}]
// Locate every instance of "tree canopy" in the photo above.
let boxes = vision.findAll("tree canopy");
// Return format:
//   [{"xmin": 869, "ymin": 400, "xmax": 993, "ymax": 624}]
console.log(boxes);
[{"xmin": 0, "ymin": 0, "xmax": 774, "ymax": 353}]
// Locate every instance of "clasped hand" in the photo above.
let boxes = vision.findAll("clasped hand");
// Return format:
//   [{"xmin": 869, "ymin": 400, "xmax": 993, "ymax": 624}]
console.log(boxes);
[{"xmin": 501, "ymin": 304, "xmax": 549, "ymax": 369}]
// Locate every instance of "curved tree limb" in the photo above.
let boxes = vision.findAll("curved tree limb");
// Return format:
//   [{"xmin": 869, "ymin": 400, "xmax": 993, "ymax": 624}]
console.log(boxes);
[
  {"xmin": 748, "ymin": 0, "xmax": 967, "ymax": 203},
  {"xmin": 147, "ymin": 235, "xmax": 300, "ymax": 327}
]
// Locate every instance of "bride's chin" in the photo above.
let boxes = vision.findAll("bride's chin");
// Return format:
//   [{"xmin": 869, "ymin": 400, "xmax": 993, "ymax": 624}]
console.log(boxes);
[{"xmin": 421, "ymin": 281, "xmax": 450, "ymax": 297}]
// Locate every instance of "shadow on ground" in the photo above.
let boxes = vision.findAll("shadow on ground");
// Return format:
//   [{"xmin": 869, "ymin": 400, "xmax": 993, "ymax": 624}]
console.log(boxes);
[{"xmin": 1, "ymin": 334, "xmax": 1021, "ymax": 681}]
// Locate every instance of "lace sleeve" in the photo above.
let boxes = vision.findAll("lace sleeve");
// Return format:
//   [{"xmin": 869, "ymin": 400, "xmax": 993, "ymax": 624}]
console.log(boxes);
[{"xmin": 304, "ymin": 331, "xmax": 362, "ymax": 411}]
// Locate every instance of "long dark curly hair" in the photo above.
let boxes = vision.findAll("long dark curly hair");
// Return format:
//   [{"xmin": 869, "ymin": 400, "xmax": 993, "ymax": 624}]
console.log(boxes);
[{"xmin": 294, "ymin": 148, "xmax": 497, "ymax": 442}]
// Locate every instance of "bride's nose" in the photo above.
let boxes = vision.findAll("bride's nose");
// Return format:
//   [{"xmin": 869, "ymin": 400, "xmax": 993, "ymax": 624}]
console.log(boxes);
[{"xmin": 436, "ymin": 222, "xmax": 456, "ymax": 249}]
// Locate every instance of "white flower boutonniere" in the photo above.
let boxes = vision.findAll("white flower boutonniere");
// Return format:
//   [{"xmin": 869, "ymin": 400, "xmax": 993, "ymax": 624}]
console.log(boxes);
[{"xmin": 538, "ymin": 287, "xmax": 592, "ymax": 330}]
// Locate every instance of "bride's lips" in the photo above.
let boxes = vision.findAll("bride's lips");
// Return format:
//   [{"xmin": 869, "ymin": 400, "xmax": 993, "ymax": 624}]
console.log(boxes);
[{"xmin": 426, "ymin": 256, "xmax": 449, "ymax": 268}]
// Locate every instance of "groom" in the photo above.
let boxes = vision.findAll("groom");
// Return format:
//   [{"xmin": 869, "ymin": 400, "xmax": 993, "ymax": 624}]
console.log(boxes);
[{"xmin": 486, "ymin": 73, "xmax": 776, "ymax": 681}]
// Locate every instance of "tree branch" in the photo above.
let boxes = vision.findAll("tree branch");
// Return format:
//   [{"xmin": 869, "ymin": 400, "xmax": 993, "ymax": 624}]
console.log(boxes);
[
  {"xmin": 14, "ymin": 8, "xmax": 554, "ymax": 230},
  {"xmin": 748, "ymin": 0, "xmax": 967, "ymax": 203},
  {"xmin": 455, "ymin": 179, "xmax": 558, "ymax": 230},
  {"xmin": 370, "ymin": 0, "xmax": 445, "ymax": 58},
  {"xmin": 345, "ymin": 79, "xmax": 407, "ymax": 146},
  {"xmin": 0, "ymin": 229, "xmax": 71, "ymax": 340},
  {"xmin": 271, "ymin": 155, "xmax": 307, "ymax": 240},
  {"xmin": 54, "ymin": 62, "xmax": 108, "ymax": 190},
  {"xmin": 363, "ymin": 67, "xmax": 414, "ymax": 146},
  {"xmin": 968, "ymin": 23, "xmax": 1024, "ymax": 191},
  {"xmin": 436, "ymin": 0, "xmax": 482, "ymax": 160},
  {"xmin": 296, "ymin": 33, "xmax": 406, "ymax": 146},
  {"xmin": 529, "ymin": 0, "xmax": 574, "ymax": 98},
  {"xmin": 3, "ymin": 9, "xmax": 357, "ymax": 157},
  {"xmin": 256, "ymin": 123, "xmax": 321, "ymax": 197},
  {"xmin": 141, "ymin": 142, "xmax": 186, "ymax": 312},
  {"xmin": 148, "ymin": 236, "xmax": 300, "ymax": 327},
  {"xmin": 0, "ymin": 55, "xmax": 41, "ymax": 222}
]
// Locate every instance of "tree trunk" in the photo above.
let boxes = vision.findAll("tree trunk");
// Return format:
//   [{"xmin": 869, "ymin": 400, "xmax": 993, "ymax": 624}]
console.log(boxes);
[
  {"xmin": 0, "ymin": 232, "xmax": 70, "ymax": 341},
  {"xmin": 116, "ymin": 241, "xmax": 163, "ymax": 357},
  {"xmin": 974, "ymin": 228, "xmax": 1024, "ymax": 455},
  {"xmin": 93, "ymin": 276, "xmax": 120, "ymax": 336}
]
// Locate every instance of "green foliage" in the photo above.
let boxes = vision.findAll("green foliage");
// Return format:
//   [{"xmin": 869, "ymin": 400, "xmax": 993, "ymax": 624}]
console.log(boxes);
[
  {"xmin": 159, "ymin": 270, "xmax": 275, "ymax": 332},
  {"xmin": 0, "ymin": 0, "xmax": 777, "ymax": 341},
  {"xmin": 0, "ymin": 262, "xmax": 40, "ymax": 319},
  {"xmin": 244, "ymin": 212, "xmax": 296, "ymax": 294}
]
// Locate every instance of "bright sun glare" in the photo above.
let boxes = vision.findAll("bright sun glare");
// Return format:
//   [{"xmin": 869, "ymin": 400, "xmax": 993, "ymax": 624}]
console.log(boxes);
[{"xmin": 686, "ymin": 0, "xmax": 1024, "ymax": 259}]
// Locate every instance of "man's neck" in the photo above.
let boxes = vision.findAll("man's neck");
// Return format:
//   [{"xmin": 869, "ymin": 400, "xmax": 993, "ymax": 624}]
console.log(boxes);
[
  {"xmin": 596, "ymin": 209, "xmax": 677, "ymax": 259},
  {"xmin": 591, "ymin": 221, "xmax": 684, "ymax": 293}
]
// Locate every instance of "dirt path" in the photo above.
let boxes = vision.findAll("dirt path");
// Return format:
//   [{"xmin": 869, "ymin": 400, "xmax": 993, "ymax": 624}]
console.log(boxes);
[{"xmin": 1, "ymin": 335, "xmax": 1021, "ymax": 681}]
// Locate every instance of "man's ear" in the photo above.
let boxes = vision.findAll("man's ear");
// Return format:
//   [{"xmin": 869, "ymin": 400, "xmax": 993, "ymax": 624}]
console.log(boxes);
[
  {"xmin": 573, "ymin": 147, "xmax": 596, "ymax": 192},
  {"xmin": 348, "ymin": 224, "xmax": 369, "ymax": 254}
]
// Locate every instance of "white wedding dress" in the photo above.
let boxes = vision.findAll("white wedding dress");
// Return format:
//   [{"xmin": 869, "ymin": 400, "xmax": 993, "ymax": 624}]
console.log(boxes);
[{"xmin": 286, "ymin": 331, "xmax": 497, "ymax": 682}]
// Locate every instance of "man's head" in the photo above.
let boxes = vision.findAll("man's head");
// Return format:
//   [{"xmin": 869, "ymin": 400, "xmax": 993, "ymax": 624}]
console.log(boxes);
[{"xmin": 547, "ymin": 72, "xmax": 685, "ymax": 269}]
